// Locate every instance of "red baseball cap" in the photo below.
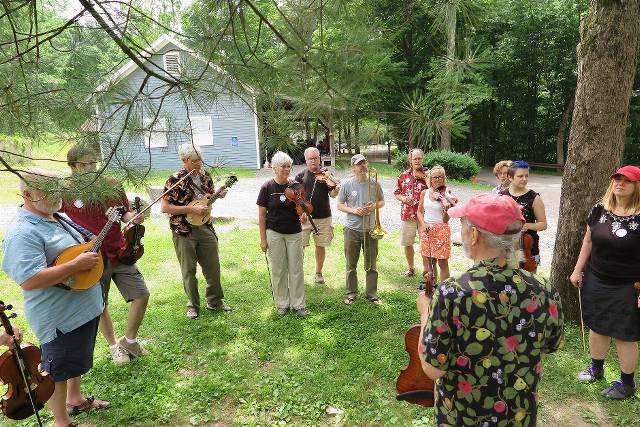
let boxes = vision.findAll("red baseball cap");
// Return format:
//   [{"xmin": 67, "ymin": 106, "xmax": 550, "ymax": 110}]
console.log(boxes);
[
  {"xmin": 611, "ymin": 165, "xmax": 640, "ymax": 182},
  {"xmin": 448, "ymin": 193, "xmax": 525, "ymax": 234}
]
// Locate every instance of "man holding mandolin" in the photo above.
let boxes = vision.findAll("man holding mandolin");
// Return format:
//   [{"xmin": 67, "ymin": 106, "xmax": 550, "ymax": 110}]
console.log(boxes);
[
  {"xmin": 63, "ymin": 145, "xmax": 150, "ymax": 365},
  {"xmin": 2, "ymin": 169, "xmax": 109, "ymax": 427},
  {"xmin": 160, "ymin": 143, "xmax": 233, "ymax": 319}
]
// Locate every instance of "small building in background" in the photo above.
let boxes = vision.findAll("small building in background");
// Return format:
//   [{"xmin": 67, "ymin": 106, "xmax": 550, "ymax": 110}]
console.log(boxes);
[{"xmin": 90, "ymin": 34, "xmax": 261, "ymax": 170}]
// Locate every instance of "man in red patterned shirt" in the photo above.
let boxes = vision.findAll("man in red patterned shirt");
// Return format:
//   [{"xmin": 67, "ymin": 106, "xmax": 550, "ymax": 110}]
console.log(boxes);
[{"xmin": 394, "ymin": 149, "xmax": 428, "ymax": 277}]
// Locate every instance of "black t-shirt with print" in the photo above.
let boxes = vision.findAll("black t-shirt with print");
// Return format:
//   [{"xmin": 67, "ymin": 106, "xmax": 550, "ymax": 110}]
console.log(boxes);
[
  {"xmin": 500, "ymin": 189, "xmax": 540, "ymax": 256},
  {"xmin": 587, "ymin": 203, "xmax": 640, "ymax": 281},
  {"xmin": 256, "ymin": 179, "xmax": 302, "ymax": 234},
  {"xmin": 294, "ymin": 169, "xmax": 332, "ymax": 219}
]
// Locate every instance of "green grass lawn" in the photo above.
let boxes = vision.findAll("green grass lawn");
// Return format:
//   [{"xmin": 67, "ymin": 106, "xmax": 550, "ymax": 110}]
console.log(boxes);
[{"xmin": 1, "ymin": 217, "xmax": 638, "ymax": 426}]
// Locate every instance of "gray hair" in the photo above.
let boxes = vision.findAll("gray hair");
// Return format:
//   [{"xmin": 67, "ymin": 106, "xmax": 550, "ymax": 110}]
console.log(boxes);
[
  {"xmin": 467, "ymin": 219, "xmax": 523, "ymax": 268},
  {"xmin": 304, "ymin": 147, "xmax": 320, "ymax": 158},
  {"xmin": 19, "ymin": 168, "xmax": 58, "ymax": 192},
  {"xmin": 271, "ymin": 151, "xmax": 293, "ymax": 168},
  {"xmin": 178, "ymin": 143, "xmax": 203, "ymax": 161}
]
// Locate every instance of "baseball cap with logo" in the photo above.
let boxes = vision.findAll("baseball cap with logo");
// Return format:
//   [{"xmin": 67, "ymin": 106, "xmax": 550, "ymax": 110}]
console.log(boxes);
[
  {"xmin": 610, "ymin": 165, "xmax": 640, "ymax": 182},
  {"xmin": 350, "ymin": 153, "xmax": 367, "ymax": 166},
  {"xmin": 448, "ymin": 193, "xmax": 525, "ymax": 235}
]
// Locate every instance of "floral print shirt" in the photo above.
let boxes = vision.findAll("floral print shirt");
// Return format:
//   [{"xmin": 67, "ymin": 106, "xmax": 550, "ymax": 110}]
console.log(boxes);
[
  {"xmin": 163, "ymin": 168, "xmax": 214, "ymax": 236},
  {"xmin": 394, "ymin": 168, "xmax": 427, "ymax": 221},
  {"xmin": 421, "ymin": 258, "xmax": 564, "ymax": 427}
]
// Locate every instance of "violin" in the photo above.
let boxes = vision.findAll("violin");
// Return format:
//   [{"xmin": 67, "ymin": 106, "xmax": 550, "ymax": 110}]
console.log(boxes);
[
  {"xmin": 396, "ymin": 273, "xmax": 436, "ymax": 407},
  {"xmin": 118, "ymin": 197, "xmax": 145, "ymax": 265},
  {"xmin": 521, "ymin": 232, "xmax": 537, "ymax": 272},
  {"xmin": 284, "ymin": 182, "xmax": 319, "ymax": 234},
  {"xmin": 414, "ymin": 166, "xmax": 429, "ymax": 180},
  {"xmin": 435, "ymin": 185, "xmax": 457, "ymax": 210},
  {"xmin": 0, "ymin": 302, "xmax": 54, "ymax": 426},
  {"xmin": 313, "ymin": 167, "xmax": 339, "ymax": 189}
]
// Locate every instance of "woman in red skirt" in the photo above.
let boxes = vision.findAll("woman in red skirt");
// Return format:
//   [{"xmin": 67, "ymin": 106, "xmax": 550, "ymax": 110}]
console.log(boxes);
[{"xmin": 417, "ymin": 165, "xmax": 457, "ymax": 282}]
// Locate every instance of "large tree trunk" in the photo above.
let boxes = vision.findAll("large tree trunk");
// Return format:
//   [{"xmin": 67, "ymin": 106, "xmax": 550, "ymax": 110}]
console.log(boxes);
[
  {"xmin": 555, "ymin": 93, "xmax": 575, "ymax": 166},
  {"xmin": 550, "ymin": 0, "xmax": 640, "ymax": 324},
  {"xmin": 354, "ymin": 115, "xmax": 361, "ymax": 154},
  {"xmin": 439, "ymin": 4, "xmax": 456, "ymax": 151}
]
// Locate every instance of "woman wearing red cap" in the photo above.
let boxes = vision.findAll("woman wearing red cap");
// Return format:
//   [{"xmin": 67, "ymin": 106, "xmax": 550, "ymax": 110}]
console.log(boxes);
[{"xmin": 570, "ymin": 165, "xmax": 640, "ymax": 400}]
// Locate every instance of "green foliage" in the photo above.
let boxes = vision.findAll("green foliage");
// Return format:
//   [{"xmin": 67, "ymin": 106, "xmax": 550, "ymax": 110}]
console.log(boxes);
[{"xmin": 396, "ymin": 149, "xmax": 480, "ymax": 179}]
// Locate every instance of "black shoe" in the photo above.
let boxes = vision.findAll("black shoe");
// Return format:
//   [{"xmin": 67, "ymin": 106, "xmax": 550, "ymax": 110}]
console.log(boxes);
[
  {"xmin": 601, "ymin": 380, "xmax": 636, "ymax": 400},
  {"xmin": 577, "ymin": 365, "xmax": 604, "ymax": 383}
]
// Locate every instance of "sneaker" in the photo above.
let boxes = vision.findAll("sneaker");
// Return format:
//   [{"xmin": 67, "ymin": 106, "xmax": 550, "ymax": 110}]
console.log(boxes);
[
  {"xmin": 314, "ymin": 273, "xmax": 325, "ymax": 284},
  {"xmin": 577, "ymin": 365, "xmax": 604, "ymax": 383},
  {"xmin": 206, "ymin": 302, "xmax": 233, "ymax": 312},
  {"xmin": 601, "ymin": 380, "xmax": 636, "ymax": 400},
  {"xmin": 186, "ymin": 308, "xmax": 199, "ymax": 319},
  {"xmin": 117, "ymin": 336, "xmax": 149, "ymax": 358},
  {"xmin": 295, "ymin": 308, "xmax": 310, "ymax": 317},
  {"xmin": 109, "ymin": 344, "xmax": 130, "ymax": 364},
  {"xmin": 277, "ymin": 307, "xmax": 288, "ymax": 316}
]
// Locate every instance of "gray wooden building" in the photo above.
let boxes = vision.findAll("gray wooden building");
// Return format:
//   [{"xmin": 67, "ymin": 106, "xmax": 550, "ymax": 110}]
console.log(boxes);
[{"xmin": 92, "ymin": 34, "xmax": 261, "ymax": 170}]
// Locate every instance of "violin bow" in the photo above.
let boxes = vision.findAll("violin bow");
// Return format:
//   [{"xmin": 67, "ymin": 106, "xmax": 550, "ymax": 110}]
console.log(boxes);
[
  {"xmin": 124, "ymin": 169, "xmax": 197, "ymax": 226},
  {"xmin": 577, "ymin": 274, "xmax": 587, "ymax": 353}
]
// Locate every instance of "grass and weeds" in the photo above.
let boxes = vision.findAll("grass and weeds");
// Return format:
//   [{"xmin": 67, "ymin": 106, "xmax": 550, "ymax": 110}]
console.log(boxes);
[{"xmin": 1, "ymin": 218, "xmax": 638, "ymax": 426}]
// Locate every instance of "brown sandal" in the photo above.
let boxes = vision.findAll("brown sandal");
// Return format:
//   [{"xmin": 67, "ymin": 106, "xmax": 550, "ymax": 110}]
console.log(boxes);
[
  {"xmin": 400, "ymin": 268, "xmax": 415, "ymax": 277},
  {"xmin": 66, "ymin": 395, "xmax": 110, "ymax": 416}
]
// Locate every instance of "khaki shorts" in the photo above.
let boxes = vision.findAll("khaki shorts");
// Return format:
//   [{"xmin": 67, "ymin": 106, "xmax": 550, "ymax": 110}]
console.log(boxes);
[
  {"xmin": 101, "ymin": 260, "xmax": 150, "ymax": 303},
  {"xmin": 399, "ymin": 220, "xmax": 419, "ymax": 246},
  {"xmin": 301, "ymin": 216, "xmax": 334, "ymax": 247}
]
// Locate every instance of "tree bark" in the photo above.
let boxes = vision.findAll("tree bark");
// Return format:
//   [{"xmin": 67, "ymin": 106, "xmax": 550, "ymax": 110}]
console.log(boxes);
[
  {"xmin": 550, "ymin": 0, "xmax": 640, "ymax": 324},
  {"xmin": 555, "ymin": 93, "xmax": 575, "ymax": 166},
  {"xmin": 354, "ymin": 115, "xmax": 361, "ymax": 154}
]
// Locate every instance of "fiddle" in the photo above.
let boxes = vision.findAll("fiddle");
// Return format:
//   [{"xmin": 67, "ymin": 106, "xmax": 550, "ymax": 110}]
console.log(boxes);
[
  {"xmin": 396, "ymin": 273, "xmax": 436, "ymax": 407},
  {"xmin": 313, "ymin": 167, "xmax": 339, "ymax": 190},
  {"xmin": 414, "ymin": 165, "xmax": 429, "ymax": 180},
  {"xmin": 435, "ymin": 185, "xmax": 457, "ymax": 210},
  {"xmin": 284, "ymin": 182, "xmax": 319, "ymax": 234},
  {"xmin": 0, "ymin": 302, "xmax": 54, "ymax": 426},
  {"xmin": 521, "ymin": 232, "xmax": 537, "ymax": 272},
  {"xmin": 118, "ymin": 196, "xmax": 145, "ymax": 265}
]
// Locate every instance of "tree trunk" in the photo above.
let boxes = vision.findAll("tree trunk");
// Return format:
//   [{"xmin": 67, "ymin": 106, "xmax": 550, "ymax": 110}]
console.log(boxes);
[
  {"xmin": 439, "ymin": 4, "xmax": 456, "ymax": 151},
  {"xmin": 550, "ymin": 0, "xmax": 640, "ymax": 324},
  {"xmin": 555, "ymin": 93, "xmax": 575, "ymax": 166},
  {"xmin": 354, "ymin": 116, "xmax": 361, "ymax": 154}
]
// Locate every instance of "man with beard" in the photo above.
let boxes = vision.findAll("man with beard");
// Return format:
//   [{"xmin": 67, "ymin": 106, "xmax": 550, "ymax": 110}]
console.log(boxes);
[
  {"xmin": 416, "ymin": 193, "xmax": 564, "ymax": 426},
  {"xmin": 337, "ymin": 154, "xmax": 385, "ymax": 305},
  {"xmin": 294, "ymin": 147, "xmax": 340, "ymax": 284},
  {"xmin": 2, "ymin": 169, "xmax": 109, "ymax": 427}
]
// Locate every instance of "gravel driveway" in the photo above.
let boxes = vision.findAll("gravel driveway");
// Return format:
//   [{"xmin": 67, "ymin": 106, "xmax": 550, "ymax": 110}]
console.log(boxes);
[{"xmin": 0, "ymin": 167, "xmax": 562, "ymax": 266}]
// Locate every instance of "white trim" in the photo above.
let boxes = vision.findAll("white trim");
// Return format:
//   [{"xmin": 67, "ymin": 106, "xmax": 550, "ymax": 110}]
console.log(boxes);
[
  {"xmin": 163, "ymin": 51, "xmax": 181, "ymax": 77},
  {"xmin": 188, "ymin": 115, "xmax": 213, "ymax": 146},
  {"xmin": 143, "ymin": 117, "xmax": 168, "ymax": 148}
]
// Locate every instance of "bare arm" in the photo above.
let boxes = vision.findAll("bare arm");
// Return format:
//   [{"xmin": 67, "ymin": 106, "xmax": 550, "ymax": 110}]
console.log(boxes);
[
  {"xmin": 525, "ymin": 195, "xmax": 547, "ymax": 232},
  {"xmin": 20, "ymin": 252, "xmax": 100, "ymax": 291},
  {"xmin": 418, "ymin": 302, "xmax": 446, "ymax": 380},
  {"xmin": 417, "ymin": 190, "xmax": 426, "ymax": 228},
  {"xmin": 570, "ymin": 226, "xmax": 592, "ymax": 287},
  {"xmin": 258, "ymin": 206, "xmax": 268, "ymax": 252},
  {"xmin": 160, "ymin": 198, "xmax": 198, "ymax": 215},
  {"xmin": 337, "ymin": 201, "xmax": 355, "ymax": 215}
]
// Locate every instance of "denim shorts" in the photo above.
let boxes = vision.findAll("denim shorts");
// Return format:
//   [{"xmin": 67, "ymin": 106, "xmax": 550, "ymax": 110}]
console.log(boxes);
[{"xmin": 40, "ymin": 317, "xmax": 99, "ymax": 382}]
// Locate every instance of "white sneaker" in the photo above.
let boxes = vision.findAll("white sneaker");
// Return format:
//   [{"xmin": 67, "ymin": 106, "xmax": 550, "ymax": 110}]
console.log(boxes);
[{"xmin": 109, "ymin": 344, "xmax": 130, "ymax": 364}]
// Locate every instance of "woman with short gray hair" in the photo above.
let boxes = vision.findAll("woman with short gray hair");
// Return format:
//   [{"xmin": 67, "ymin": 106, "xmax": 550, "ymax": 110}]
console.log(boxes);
[
  {"xmin": 178, "ymin": 143, "xmax": 203, "ymax": 162},
  {"xmin": 257, "ymin": 151, "xmax": 308, "ymax": 316}
]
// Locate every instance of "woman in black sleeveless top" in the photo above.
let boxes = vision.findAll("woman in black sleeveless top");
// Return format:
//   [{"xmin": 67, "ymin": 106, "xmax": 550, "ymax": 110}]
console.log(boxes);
[{"xmin": 499, "ymin": 160, "xmax": 547, "ymax": 271}]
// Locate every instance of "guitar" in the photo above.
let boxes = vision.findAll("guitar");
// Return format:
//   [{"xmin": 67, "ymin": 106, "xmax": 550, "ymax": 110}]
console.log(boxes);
[
  {"xmin": 53, "ymin": 207, "xmax": 123, "ymax": 291},
  {"xmin": 185, "ymin": 175, "xmax": 238, "ymax": 226}
]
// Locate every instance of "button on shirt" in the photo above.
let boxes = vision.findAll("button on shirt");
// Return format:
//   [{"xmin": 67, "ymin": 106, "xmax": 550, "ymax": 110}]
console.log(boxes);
[
  {"xmin": 2, "ymin": 208, "xmax": 104, "ymax": 344},
  {"xmin": 337, "ymin": 177, "xmax": 384, "ymax": 232},
  {"xmin": 394, "ymin": 169, "xmax": 427, "ymax": 221}
]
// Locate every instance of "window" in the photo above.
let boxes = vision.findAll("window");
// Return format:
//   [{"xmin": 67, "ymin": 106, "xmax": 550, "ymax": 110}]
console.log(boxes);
[
  {"xmin": 163, "ymin": 52, "xmax": 181, "ymax": 77},
  {"xmin": 189, "ymin": 115, "xmax": 213, "ymax": 146},
  {"xmin": 143, "ymin": 117, "xmax": 168, "ymax": 148}
]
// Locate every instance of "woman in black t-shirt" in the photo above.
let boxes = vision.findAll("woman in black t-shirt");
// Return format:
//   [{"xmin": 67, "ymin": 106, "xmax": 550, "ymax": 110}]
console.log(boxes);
[
  {"xmin": 500, "ymin": 160, "xmax": 547, "ymax": 272},
  {"xmin": 257, "ymin": 151, "xmax": 308, "ymax": 317},
  {"xmin": 570, "ymin": 165, "xmax": 640, "ymax": 400}
]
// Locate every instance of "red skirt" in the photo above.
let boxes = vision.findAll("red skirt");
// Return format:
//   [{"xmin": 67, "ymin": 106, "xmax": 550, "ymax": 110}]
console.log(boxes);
[{"xmin": 420, "ymin": 223, "xmax": 451, "ymax": 259}]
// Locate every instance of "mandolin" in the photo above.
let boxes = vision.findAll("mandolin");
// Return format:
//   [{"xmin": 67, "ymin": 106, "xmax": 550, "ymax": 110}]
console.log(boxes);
[
  {"xmin": 53, "ymin": 207, "xmax": 123, "ymax": 291},
  {"xmin": 185, "ymin": 175, "xmax": 238, "ymax": 226}
]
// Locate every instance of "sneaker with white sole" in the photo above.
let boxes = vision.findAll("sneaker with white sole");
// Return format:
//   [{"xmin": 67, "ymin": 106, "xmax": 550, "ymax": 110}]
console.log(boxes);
[
  {"xmin": 109, "ymin": 344, "xmax": 130, "ymax": 364},
  {"xmin": 601, "ymin": 380, "xmax": 636, "ymax": 400},
  {"xmin": 577, "ymin": 365, "xmax": 604, "ymax": 383},
  {"xmin": 117, "ymin": 336, "xmax": 149, "ymax": 358},
  {"xmin": 314, "ymin": 273, "xmax": 325, "ymax": 284}
]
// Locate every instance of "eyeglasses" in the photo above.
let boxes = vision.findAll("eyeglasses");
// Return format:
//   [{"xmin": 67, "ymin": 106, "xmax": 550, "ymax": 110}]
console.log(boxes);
[
  {"xmin": 307, "ymin": 157, "xmax": 320, "ymax": 161},
  {"xmin": 431, "ymin": 175, "xmax": 444, "ymax": 179}
]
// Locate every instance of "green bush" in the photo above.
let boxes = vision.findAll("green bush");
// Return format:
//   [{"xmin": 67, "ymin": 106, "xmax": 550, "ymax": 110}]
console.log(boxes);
[{"xmin": 395, "ymin": 150, "xmax": 480, "ymax": 180}]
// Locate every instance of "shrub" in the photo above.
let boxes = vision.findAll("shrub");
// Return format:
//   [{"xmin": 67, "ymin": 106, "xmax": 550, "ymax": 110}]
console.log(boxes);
[{"xmin": 395, "ymin": 150, "xmax": 480, "ymax": 180}]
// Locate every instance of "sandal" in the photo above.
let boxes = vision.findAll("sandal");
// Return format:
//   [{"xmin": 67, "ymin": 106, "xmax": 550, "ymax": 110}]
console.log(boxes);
[
  {"xmin": 66, "ymin": 395, "xmax": 110, "ymax": 416},
  {"xmin": 343, "ymin": 296, "xmax": 355, "ymax": 305},
  {"xmin": 370, "ymin": 298, "xmax": 382, "ymax": 305},
  {"xmin": 400, "ymin": 268, "xmax": 415, "ymax": 277}
]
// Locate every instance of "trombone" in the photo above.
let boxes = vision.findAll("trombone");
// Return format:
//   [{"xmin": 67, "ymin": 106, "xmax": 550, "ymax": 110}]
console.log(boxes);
[{"xmin": 368, "ymin": 168, "xmax": 386, "ymax": 240}]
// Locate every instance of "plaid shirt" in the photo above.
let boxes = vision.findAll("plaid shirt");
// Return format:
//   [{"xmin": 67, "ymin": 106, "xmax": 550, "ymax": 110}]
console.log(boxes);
[
  {"xmin": 394, "ymin": 169, "xmax": 427, "ymax": 221},
  {"xmin": 163, "ymin": 168, "xmax": 214, "ymax": 236}
]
